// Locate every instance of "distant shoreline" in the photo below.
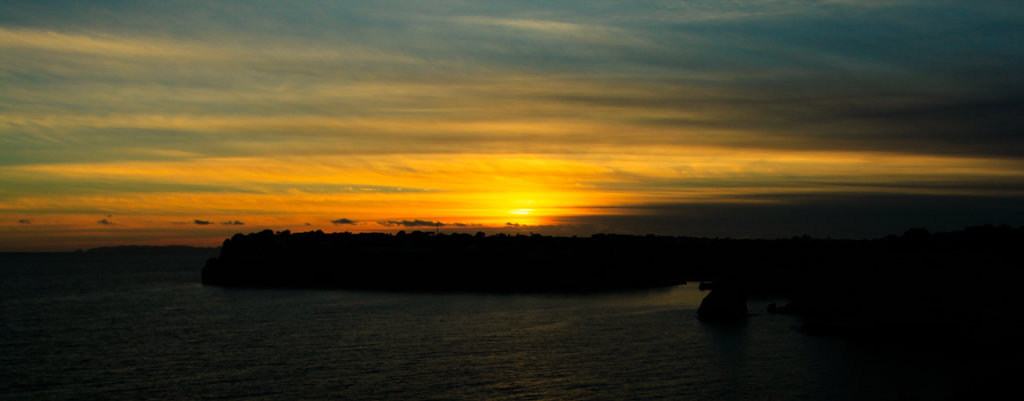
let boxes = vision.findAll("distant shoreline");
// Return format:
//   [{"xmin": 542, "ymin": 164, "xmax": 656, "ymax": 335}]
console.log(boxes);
[
  {"xmin": 0, "ymin": 245, "xmax": 220, "ymax": 255},
  {"xmin": 84, "ymin": 245, "xmax": 221, "ymax": 254}
]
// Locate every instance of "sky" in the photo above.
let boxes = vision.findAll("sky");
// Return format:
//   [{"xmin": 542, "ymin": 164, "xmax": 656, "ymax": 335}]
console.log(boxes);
[{"xmin": 2, "ymin": 0, "xmax": 1023, "ymax": 250}]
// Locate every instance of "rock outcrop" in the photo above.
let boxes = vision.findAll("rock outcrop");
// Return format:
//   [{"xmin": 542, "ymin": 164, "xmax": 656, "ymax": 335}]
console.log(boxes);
[{"xmin": 697, "ymin": 281, "xmax": 748, "ymax": 321}]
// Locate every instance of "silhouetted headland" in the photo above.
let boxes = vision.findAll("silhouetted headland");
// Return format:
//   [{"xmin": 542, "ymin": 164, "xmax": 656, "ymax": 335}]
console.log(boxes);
[
  {"xmin": 202, "ymin": 230, "xmax": 694, "ymax": 292},
  {"xmin": 203, "ymin": 225, "xmax": 1021, "ymax": 290},
  {"xmin": 202, "ymin": 225, "xmax": 1024, "ymax": 343}
]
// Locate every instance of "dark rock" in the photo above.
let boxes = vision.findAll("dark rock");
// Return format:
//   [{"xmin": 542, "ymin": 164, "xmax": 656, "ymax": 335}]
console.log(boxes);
[{"xmin": 697, "ymin": 281, "xmax": 748, "ymax": 321}]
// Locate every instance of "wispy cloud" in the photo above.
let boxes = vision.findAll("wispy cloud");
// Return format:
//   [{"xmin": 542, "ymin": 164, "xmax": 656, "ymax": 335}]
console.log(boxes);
[
  {"xmin": 1, "ymin": 1, "xmax": 1022, "ymax": 250},
  {"xmin": 445, "ymin": 15, "xmax": 657, "ymax": 50},
  {"xmin": 378, "ymin": 220, "xmax": 446, "ymax": 228},
  {"xmin": 0, "ymin": 27, "xmax": 204, "ymax": 58},
  {"xmin": 450, "ymin": 16, "xmax": 619, "ymax": 38}
]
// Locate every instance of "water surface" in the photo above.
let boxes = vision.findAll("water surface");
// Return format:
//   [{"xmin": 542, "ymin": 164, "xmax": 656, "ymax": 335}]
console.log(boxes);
[{"xmin": 1, "ymin": 252, "xmax": 962, "ymax": 400}]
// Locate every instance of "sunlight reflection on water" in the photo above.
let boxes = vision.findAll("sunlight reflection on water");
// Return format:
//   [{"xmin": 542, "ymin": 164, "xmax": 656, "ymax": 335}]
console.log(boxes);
[{"xmin": 1, "ymin": 253, "xmax": 963, "ymax": 400}]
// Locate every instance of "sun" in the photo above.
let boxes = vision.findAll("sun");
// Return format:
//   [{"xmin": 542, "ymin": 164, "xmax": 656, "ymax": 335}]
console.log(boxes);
[{"xmin": 508, "ymin": 208, "xmax": 534, "ymax": 215}]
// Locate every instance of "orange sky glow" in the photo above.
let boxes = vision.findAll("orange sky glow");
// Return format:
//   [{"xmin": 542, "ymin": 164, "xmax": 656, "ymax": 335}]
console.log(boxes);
[{"xmin": 3, "ymin": 2, "xmax": 1023, "ymax": 250}]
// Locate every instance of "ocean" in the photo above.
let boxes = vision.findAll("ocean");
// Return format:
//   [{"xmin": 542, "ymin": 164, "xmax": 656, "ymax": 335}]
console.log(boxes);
[{"xmin": 0, "ymin": 251, "xmax": 973, "ymax": 400}]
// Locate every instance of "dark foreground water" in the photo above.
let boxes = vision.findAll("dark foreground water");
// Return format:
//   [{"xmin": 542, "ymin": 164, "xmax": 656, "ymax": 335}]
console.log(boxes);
[{"xmin": 1, "ymin": 252, "xmax": 975, "ymax": 400}]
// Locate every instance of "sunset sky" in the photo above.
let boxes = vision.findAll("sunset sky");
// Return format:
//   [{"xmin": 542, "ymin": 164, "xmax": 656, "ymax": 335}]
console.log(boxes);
[{"xmin": 2, "ymin": 1, "xmax": 1023, "ymax": 250}]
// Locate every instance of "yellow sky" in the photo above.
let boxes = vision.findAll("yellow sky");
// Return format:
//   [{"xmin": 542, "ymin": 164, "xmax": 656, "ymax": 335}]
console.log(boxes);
[{"xmin": 5, "ymin": 147, "xmax": 1023, "ymax": 250}]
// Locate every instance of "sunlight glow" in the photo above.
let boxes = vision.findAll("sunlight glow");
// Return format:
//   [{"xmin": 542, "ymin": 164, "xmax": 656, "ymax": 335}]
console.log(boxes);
[{"xmin": 1, "ymin": 2, "xmax": 1021, "ymax": 251}]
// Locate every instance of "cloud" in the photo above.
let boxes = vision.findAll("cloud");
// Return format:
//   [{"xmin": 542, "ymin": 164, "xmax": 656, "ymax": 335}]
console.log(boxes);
[
  {"xmin": 378, "ymin": 219, "xmax": 445, "ymax": 227},
  {"xmin": 371, "ymin": 219, "xmax": 472, "ymax": 228},
  {"xmin": 2, "ymin": 1, "xmax": 1023, "ymax": 251},
  {"xmin": 5, "ymin": 3, "xmax": 1023, "ymax": 166},
  {"xmin": 221, "ymin": 220, "xmax": 244, "ymax": 225},
  {"xmin": 18, "ymin": 219, "xmax": 32, "ymax": 224},
  {"xmin": 448, "ymin": 16, "xmax": 643, "ymax": 46},
  {"xmin": 98, "ymin": 218, "xmax": 113, "ymax": 225},
  {"xmin": 556, "ymin": 193, "xmax": 1024, "ymax": 239},
  {"xmin": 194, "ymin": 219, "xmax": 211, "ymax": 225},
  {"xmin": 452, "ymin": 16, "xmax": 594, "ymax": 35}
]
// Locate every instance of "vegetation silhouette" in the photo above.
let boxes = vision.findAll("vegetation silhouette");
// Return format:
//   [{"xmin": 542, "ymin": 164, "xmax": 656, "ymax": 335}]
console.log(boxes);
[
  {"xmin": 202, "ymin": 225, "xmax": 1024, "ymax": 345},
  {"xmin": 202, "ymin": 230, "xmax": 694, "ymax": 292}
]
